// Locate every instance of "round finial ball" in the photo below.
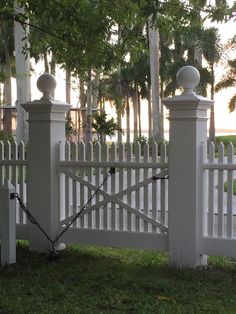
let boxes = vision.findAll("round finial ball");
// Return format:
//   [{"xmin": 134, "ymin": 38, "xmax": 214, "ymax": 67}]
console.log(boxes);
[
  {"xmin": 37, "ymin": 73, "xmax": 57, "ymax": 97},
  {"xmin": 177, "ymin": 66, "xmax": 200, "ymax": 93}
]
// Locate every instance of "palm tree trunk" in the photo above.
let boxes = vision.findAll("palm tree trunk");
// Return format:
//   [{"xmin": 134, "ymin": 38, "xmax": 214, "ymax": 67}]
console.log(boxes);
[
  {"xmin": 209, "ymin": 65, "xmax": 215, "ymax": 143},
  {"xmin": 14, "ymin": 1, "xmax": 31, "ymax": 141},
  {"xmin": 3, "ymin": 41, "xmax": 12, "ymax": 135},
  {"xmin": 126, "ymin": 97, "xmax": 130, "ymax": 142},
  {"xmin": 86, "ymin": 69, "xmax": 93, "ymax": 143},
  {"xmin": 148, "ymin": 84, "xmax": 152, "ymax": 138},
  {"xmin": 66, "ymin": 68, "xmax": 71, "ymax": 120},
  {"xmin": 148, "ymin": 23, "xmax": 162, "ymax": 141},
  {"xmin": 132, "ymin": 83, "xmax": 138, "ymax": 140}
]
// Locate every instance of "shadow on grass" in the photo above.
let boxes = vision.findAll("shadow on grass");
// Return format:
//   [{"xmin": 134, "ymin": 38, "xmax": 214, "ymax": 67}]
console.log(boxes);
[{"xmin": 0, "ymin": 242, "xmax": 236, "ymax": 313}]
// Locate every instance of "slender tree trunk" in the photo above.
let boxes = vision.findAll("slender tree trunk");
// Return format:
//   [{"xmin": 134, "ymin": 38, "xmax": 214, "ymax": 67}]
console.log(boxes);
[
  {"xmin": 148, "ymin": 22, "xmax": 162, "ymax": 141},
  {"xmin": 14, "ymin": 1, "xmax": 31, "ymax": 141},
  {"xmin": 126, "ymin": 97, "xmax": 130, "ymax": 142},
  {"xmin": 3, "ymin": 41, "xmax": 12, "ymax": 135},
  {"xmin": 66, "ymin": 68, "xmax": 71, "ymax": 120},
  {"xmin": 43, "ymin": 52, "xmax": 49, "ymax": 73},
  {"xmin": 148, "ymin": 84, "xmax": 152, "ymax": 138},
  {"xmin": 86, "ymin": 69, "xmax": 93, "ymax": 143},
  {"xmin": 79, "ymin": 75, "xmax": 86, "ymax": 140},
  {"xmin": 132, "ymin": 84, "xmax": 138, "ymax": 140},
  {"xmin": 138, "ymin": 91, "xmax": 141, "ymax": 138},
  {"xmin": 209, "ymin": 65, "xmax": 215, "ymax": 143},
  {"xmin": 50, "ymin": 52, "xmax": 56, "ymax": 99}
]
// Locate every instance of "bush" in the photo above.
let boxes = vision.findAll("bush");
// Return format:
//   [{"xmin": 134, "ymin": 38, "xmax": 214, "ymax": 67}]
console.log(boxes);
[{"xmin": 0, "ymin": 131, "xmax": 14, "ymax": 142}]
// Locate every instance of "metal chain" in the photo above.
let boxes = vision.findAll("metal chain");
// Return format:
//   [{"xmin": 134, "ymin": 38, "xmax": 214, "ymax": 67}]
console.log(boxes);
[{"xmin": 14, "ymin": 167, "xmax": 115, "ymax": 252}]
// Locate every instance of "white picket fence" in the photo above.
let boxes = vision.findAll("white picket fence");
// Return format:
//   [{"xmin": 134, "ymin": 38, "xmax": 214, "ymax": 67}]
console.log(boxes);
[{"xmin": 0, "ymin": 141, "xmax": 27, "ymax": 228}]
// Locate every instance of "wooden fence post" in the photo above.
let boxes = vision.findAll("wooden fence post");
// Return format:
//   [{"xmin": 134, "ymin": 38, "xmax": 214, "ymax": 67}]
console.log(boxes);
[
  {"xmin": 21, "ymin": 74, "xmax": 70, "ymax": 252},
  {"xmin": 163, "ymin": 66, "xmax": 212, "ymax": 267},
  {"xmin": 0, "ymin": 181, "xmax": 16, "ymax": 266}
]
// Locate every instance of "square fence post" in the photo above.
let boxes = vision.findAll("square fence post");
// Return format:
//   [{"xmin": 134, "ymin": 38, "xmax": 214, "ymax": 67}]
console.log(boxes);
[
  {"xmin": 163, "ymin": 66, "xmax": 213, "ymax": 267},
  {"xmin": 21, "ymin": 74, "xmax": 70, "ymax": 252},
  {"xmin": 0, "ymin": 181, "xmax": 16, "ymax": 266}
]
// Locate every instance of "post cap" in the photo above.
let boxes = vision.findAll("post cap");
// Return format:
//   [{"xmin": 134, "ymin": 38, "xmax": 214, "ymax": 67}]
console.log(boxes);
[
  {"xmin": 37, "ymin": 73, "xmax": 57, "ymax": 100},
  {"xmin": 177, "ymin": 66, "xmax": 200, "ymax": 95}
]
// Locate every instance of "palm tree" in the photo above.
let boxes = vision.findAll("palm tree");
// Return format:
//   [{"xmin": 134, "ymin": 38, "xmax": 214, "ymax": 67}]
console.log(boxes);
[{"xmin": 215, "ymin": 58, "xmax": 236, "ymax": 112}]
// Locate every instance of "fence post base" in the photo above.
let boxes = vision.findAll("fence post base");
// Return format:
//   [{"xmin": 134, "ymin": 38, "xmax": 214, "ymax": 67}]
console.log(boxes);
[{"xmin": 0, "ymin": 181, "xmax": 16, "ymax": 266}]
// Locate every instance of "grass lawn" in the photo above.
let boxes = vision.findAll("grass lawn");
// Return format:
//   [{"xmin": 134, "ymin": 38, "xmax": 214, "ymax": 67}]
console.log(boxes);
[{"xmin": 0, "ymin": 243, "xmax": 236, "ymax": 313}]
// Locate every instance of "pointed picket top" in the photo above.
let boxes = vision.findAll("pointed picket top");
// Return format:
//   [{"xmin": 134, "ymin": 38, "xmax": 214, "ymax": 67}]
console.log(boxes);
[
  {"xmin": 209, "ymin": 141, "xmax": 215, "ymax": 163},
  {"xmin": 227, "ymin": 142, "xmax": 234, "ymax": 163},
  {"xmin": 218, "ymin": 141, "xmax": 224, "ymax": 163}
]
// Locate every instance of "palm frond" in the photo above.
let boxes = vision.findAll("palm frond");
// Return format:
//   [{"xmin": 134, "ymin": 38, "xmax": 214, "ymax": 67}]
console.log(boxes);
[
  {"xmin": 228, "ymin": 94, "xmax": 236, "ymax": 112},
  {"xmin": 215, "ymin": 78, "xmax": 236, "ymax": 92}
]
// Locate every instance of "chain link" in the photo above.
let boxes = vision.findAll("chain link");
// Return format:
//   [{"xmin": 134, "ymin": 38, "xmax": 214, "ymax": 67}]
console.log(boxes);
[{"xmin": 14, "ymin": 167, "xmax": 115, "ymax": 252}]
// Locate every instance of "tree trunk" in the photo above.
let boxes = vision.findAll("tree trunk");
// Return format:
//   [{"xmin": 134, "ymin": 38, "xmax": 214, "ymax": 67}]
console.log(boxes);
[
  {"xmin": 86, "ymin": 69, "xmax": 93, "ymax": 143},
  {"xmin": 148, "ymin": 23, "xmax": 162, "ymax": 141},
  {"xmin": 148, "ymin": 84, "xmax": 152, "ymax": 139},
  {"xmin": 43, "ymin": 52, "xmax": 49, "ymax": 73},
  {"xmin": 14, "ymin": 2, "xmax": 31, "ymax": 141},
  {"xmin": 3, "ymin": 41, "xmax": 12, "ymax": 135},
  {"xmin": 138, "ymin": 91, "xmax": 141, "ymax": 138},
  {"xmin": 132, "ymin": 84, "xmax": 138, "ymax": 140},
  {"xmin": 66, "ymin": 68, "xmax": 71, "ymax": 119},
  {"xmin": 126, "ymin": 97, "xmax": 130, "ymax": 142},
  {"xmin": 209, "ymin": 64, "xmax": 215, "ymax": 143}
]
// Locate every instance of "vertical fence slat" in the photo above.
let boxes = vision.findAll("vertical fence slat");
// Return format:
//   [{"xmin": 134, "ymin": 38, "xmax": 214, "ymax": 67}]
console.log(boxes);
[
  {"xmin": 227, "ymin": 143, "xmax": 234, "ymax": 238},
  {"xmin": 87, "ymin": 142, "xmax": 93, "ymax": 229},
  {"xmin": 110, "ymin": 143, "xmax": 117, "ymax": 230},
  {"xmin": 218, "ymin": 142, "xmax": 224, "ymax": 237},
  {"xmin": 5, "ymin": 141, "xmax": 11, "ymax": 183},
  {"xmin": 95, "ymin": 142, "xmax": 101, "ymax": 229},
  {"xmin": 160, "ymin": 142, "xmax": 167, "ymax": 228},
  {"xmin": 101, "ymin": 142, "xmax": 108, "ymax": 230},
  {"xmin": 134, "ymin": 142, "xmax": 141, "ymax": 232},
  {"xmin": 119, "ymin": 143, "xmax": 125, "ymax": 231},
  {"xmin": 127, "ymin": 143, "xmax": 132, "ymax": 231},
  {"xmin": 208, "ymin": 142, "xmax": 215, "ymax": 236},
  {"xmin": 143, "ymin": 142, "xmax": 149, "ymax": 232},
  {"xmin": 59, "ymin": 142, "xmax": 66, "ymax": 223},
  {"xmin": 71, "ymin": 142, "xmax": 78, "ymax": 227},
  {"xmin": 78, "ymin": 141, "xmax": 85, "ymax": 228},
  {"xmin": 151, "ymin": 142, "xmax": 158, "ymax": 233},
  {"xmin": 65, "ymin": 141, "xmax": 71, "ymax": 220}
]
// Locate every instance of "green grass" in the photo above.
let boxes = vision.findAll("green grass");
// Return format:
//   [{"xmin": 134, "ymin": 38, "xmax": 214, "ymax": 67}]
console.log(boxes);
[
  {"xmin": 1, "ymin": 243, "xmax": 236, "ymax": 313},
  {"xmin": 224, "ymin": 179, "xmax": 236, "ymax": 195}
]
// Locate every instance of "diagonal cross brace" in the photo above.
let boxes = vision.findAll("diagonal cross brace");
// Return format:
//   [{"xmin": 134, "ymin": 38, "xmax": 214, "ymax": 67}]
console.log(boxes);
[{"xmin": 60, "ymin": 169, "xmax": 168, "ymax": 232}]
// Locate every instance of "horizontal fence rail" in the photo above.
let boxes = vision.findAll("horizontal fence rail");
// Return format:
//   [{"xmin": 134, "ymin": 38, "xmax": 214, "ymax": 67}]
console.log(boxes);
[
  {"xmin": 0, "ymin": 141, "xmax": 27, "ymax": 226},
  {"xmin": 58, "ymin": 141, "xmax": 169, "ymax": 239}
]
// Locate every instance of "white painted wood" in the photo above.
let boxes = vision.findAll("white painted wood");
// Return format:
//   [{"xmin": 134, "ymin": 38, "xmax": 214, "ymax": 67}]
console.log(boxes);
[
  {"xmin": 217, "ymin": 142, "xmax": 224, "ymax": 237},
  {"xmin": 65, "ymin": 141, "xmax": 71, "ymax": 220},
  {"xmin": 160, "ymin": 142, "xmax": 167, "ymax": 227},
  {"xmin": 0, "ymin": 181, "xmax": 16, "ymax": 266},
  {"xmin": 60, "ymin": 228, "xmax": 168, "ymax": 251},
  {"xmin": 151, "ymin": 142, "xmax": 158, "ymax": 233},
  {"xmin": 101, "ymin": 142, "xmax": 109, "ymax": 230},
  {"xmin": 87, "ymin": 142, "xmax": 93, "ymax": 229},
  {"xmin": 126, "ymin": 142, "xmax": 132, "ymax": 231},
  {"xmin": 78, "ymin": 141, "xmax": 86, "ymax": 228},
  {"xmin": 94, "ymin": 142, "xmax": 101, "ymax": 229},
  {"xmin": 163, "ymin": 66, "xmax": 212, "ymax": 267},
  {"xmin": 21, "ymin": 77, "xmax": 70, "ymax": 252},
  {"xmin": 134, "ymin": 142, "xmax": 141, "ymax": 232},
  {"xmin": 119, "ymin": 143, "xmax": 125, "ymax": 231},
  {"xmin": 201, "ymin": 237, "xmax": 236, "ymax": 257},
  {"xmin": 227, "ymin": 143, "xmax": 234, "ymax": 238},
  {"xmin": 111, "ymin": 143, "xmax": 117, "ymax": 230},
  {"xmin": 71, "ymin": 142, "xmax": 78, "ymax": 227},
  {"xmin": 143, "ymin": 142, "xmax": 149, "ymax": 232},
  {"xmin": 208, "ymin": 142, "xmax": 215, "ymax": 236}
]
